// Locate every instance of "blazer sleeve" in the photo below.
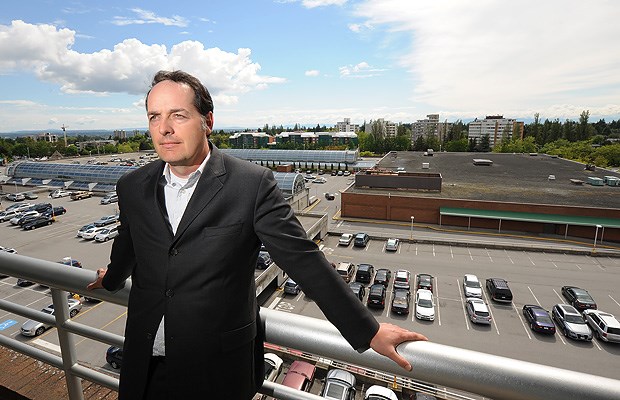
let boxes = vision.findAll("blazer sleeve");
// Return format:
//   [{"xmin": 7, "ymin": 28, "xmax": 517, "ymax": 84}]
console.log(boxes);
[{"xmin": 253, "ymin": 168, "xmax": 379, "ymax": 351}]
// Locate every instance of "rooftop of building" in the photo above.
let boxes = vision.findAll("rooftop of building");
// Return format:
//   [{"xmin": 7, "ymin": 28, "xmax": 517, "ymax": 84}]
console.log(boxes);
[{"xmin": 351, "ymin": 152, "xmax": 620, "ymax": 209}]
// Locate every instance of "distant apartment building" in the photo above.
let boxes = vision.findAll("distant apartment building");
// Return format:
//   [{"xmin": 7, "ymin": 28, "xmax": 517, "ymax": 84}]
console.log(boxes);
[
  {"xmin": 336, "ymin": 118, "xmax": 359, "ymax": 133},
  {"xmin": 365, "ymin": 119, "xmax": 398, "ymax": 138},
  {"xmin": 468, "ymin": 115, "xmax": 524, "ymax": 148},
  {"xmin": 317, "ymin": 132, "xmax": 358, "ymax": 147},
  {"xmin": 275, "ymin": 131, "xmax": 317, "ymax": 146},
  {"xmin": 32, "ymin": 132, "xmax": 58, "ymax": 143},
  {"xmin": 412, "ymin": 114, "xmax": 453, "ymax": 144},
  {"xmin": 228, "ymin": 132, "xmax": 273, "ymax": 148}
]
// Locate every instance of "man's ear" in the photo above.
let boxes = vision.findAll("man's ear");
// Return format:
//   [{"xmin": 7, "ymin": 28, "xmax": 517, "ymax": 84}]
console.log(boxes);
[{"xmin": 205, "ymin": 112, "xmax": 214, "ymax": 137}]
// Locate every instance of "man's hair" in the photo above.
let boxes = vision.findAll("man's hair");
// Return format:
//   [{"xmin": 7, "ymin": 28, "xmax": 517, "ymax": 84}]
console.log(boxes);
[{"xmin": 146, "ymin": 70, "xmax": 214, "ymax": 117}]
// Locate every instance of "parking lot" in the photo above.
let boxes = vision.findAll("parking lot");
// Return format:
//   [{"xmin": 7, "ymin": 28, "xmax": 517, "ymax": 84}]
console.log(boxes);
[{"xmin": 266, "ymin": 236, "xmax": 620, "ymax": 381}]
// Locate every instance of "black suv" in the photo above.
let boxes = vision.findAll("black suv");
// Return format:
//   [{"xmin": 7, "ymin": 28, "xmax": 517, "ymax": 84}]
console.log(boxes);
[
  {"xmin": 353, "ymin": 232, "xmax": 370, "ymax": 247},
  {"xmin": 486, "ymin": 278, "xmax": 513, "ymax": 303},
  {"xmin": 367, "ymin": 284, "xmax": 387, "ymax": 309},
  {"xmin": 355, "ymin": 264, "xmax": 374, "ymax": 284}
]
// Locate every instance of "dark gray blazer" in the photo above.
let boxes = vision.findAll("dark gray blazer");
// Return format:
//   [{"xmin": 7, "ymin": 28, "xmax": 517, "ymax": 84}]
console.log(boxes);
[{"xmin": 103, "ymin": 143, "xmax": 379, "ymax": 399}]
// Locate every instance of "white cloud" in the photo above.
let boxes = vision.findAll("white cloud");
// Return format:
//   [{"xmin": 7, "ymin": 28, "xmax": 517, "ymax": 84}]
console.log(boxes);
[
  {"xmin": 302, "ymin": 0, "xmax": 348, "ymax": 8},
  {"xmin": 348, "ymin": 21, "xmax": 373, "ymax": 33},
  {"xmin": 339, "ymin": 61, "xmax": 386, "ymax": 78},
  {"xmin": 112, "ymin": 8, "xmax": 188, "ymax": 27},
  {"xmin": 305, "ymin": 70, "xmax": 320, "ymax": 77},
  {"xmin": 0, "ymin": 20, "xmax": 285, "ymax": 101},
  {"xmin": 353, "ymin": 0, "xmax": 620, "ymax": 118}
]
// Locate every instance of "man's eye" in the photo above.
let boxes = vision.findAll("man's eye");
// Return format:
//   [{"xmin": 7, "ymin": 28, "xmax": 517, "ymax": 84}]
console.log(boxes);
[{"xmin": 174, "ymin": 113, "xmax": 187, "ymax": 119}]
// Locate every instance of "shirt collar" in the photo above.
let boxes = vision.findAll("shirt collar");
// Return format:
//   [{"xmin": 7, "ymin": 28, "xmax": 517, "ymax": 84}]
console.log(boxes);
[{"xmin": 162, "ymin": 151, "xmax": 211, "ymax": 187}]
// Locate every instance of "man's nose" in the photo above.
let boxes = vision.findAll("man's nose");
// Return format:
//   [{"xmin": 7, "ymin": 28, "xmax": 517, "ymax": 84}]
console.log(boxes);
[{"xmin": 159, "ymin": 117, "xmax": 173, "ymax": 136}]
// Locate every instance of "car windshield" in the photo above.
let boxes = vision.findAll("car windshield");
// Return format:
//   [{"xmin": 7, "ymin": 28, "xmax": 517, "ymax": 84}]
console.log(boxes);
[
  {"xmin": 537, "ymin": 315, "xmax": 553, "ymax": 324},
  {"xmin": 418, "ymin": 299, "xmax": 433, "ymax": 308},
  {"xmin": 465, "ymin": 280, "xmax": 480, "ymax": 288},
  {"xmin": 324, "ymin": 383, "xmax": 345, "ymax": 398},
  {"xmin": 566, "ymin": 314, "xmax": 585, "ymax": 324}
]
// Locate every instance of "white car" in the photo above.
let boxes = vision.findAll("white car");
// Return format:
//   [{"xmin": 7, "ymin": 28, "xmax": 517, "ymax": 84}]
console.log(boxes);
[
  {"xmin": 364, "ymin": 385, "xmax": 398, "ymax": 400},
  {"xmin": 95, "ymin": 225, "xmax": 119, "ymax": 242},
  {"xmin": 385, "ymin": 238, "xmax": 399, "ymax": 252},
  {"xmin": 466, "ymin": 297, "xmax": 492, "ymax": 324},
  {"xmin": 10, "ymin": 210, "xmax": 39, "ymax": 225},
  {"xmin": 463, "ymin": 274, "xmax": 482, "ymax": 298},
  {"xmin": 81, "ymin": 226, "xmax": 107, "ymax": 240},
  {"xmin": 415, "ymin": 289, "xmax": 435, "ymax": 321},
  {"xmin": 338, "ymin": 233, "xmax": 354, "ymax": 246},
  {"xmin": 263, "ymin": 353, "xmax": 283, "ymax": 382},
  {"xmin": 94, "ymin": 214, "xmax": 119, "ymax": 227},
  {"xmin": 0, "ymin": 209, "xmax": 20, "ymax": 222},
  {"xmin": 20, "ymin": 299, "xmax": 83, "ymax": 336},
  {"xmin": 49, "ymin": 189, "xmax": 71, "ymax": 198}
]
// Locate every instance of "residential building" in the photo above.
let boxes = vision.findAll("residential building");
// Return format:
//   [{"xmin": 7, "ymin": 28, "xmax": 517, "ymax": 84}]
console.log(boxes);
[
  {"xmin": 468, "ymin": 115, "xmax": 523, "ymax": 148},
  {"xmin": 317, "ymin": 132, "xmax": 358, "ymax": 147},
  {"xmin": 228, "ymin": 131, "xmax": 273, "ymax": 149},
  {"xmin": 336, "ymin": 118, "xmax": 360, "ymax": 133},
  {"xmin": 365, "ymin": 119, "xmax": 398, "ymax": 139}
]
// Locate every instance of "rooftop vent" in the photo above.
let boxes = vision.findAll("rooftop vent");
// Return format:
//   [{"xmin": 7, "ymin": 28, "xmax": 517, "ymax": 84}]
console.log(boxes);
[{"xmin": 473, "ymin": 159, "xmax": 493, "ymax": 166}]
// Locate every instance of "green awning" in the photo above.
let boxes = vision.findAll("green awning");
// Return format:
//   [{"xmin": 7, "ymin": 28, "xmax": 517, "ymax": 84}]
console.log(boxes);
[{"xmin": 440, "ymin": 207, "xmax": 620, "ymax": 229}]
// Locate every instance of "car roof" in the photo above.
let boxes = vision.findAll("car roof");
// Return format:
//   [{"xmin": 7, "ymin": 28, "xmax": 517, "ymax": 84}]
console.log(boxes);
[
  {"xmin": 417, "ymin": 289, "xmax": 433, "ymax": 299},
  {"xmin": 556, "ymin": 303, "xmax": 579, "ymax": 314},
  {"xmin": 585, "ymin": 310, "xmax": 620, "ymax": 327},
  {"xmin": 326, "ymin": 369, "xmax": 355, "ymax": 386},
  {"xmin": 464, "ymin": 274, "xmax": 479, "ymax": 281}
]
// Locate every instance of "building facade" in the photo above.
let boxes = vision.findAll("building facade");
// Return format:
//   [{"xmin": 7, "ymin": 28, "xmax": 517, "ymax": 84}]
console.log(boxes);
[
  {"xmin": 228, "ymin": 132, "xmax": 273, "ymax": 149},
  {"xmin": 336, "ymin": 118, "xmax": 360, "ymax": 133},
  {"xmin": 365, "ymin": 119, "xmax": 398, "ymax": 139},
  {"xmin": 468, "ymin": 116, "xmax": 523, "ymax": 148}
]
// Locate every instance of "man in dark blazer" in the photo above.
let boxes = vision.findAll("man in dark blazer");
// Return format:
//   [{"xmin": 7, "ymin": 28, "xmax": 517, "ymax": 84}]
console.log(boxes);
[{"xmin": 88, "ymin": 70, "xmax": 427, "ymax": 400}]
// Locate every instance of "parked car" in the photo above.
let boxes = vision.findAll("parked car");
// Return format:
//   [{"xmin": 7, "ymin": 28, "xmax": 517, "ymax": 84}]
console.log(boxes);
[
  {"xmin": 16, "ymin": 277, "xmax": 36, "ymax": 287},
  {"xmin": 343, "ymin": 171, "xmax": 351, "ymax": 176},
  {"xmin": 313, "ymin": 177, "xmax": 327, "ymax": 184},
  {"xmin": 0, "ymin": 245, "xmax": 17, "ymax": 254},
  {"xmin": 321, "ymin": 369, "xmax": 356, "ymax": 400},
  {"xmin": 391, "ymin": 289, "xmax": 411, "ymax": 315},
  {"xmin": 336, "ymin": 262, "xmax": 355, "ymax": 283},
  {"xmin": 263, "ymin": 353, "xmax": 284, "ymax": 382},
  {"xmin": 23, "ymin": 191, "xmax": 38, "ymax": 200},
  {"xmin": 416, "ymin": 273, "xmax": 433, "ymax": 292},
  {"xmin": 283, "ymin": 278, "xmax": 301, "ymax": 295},
  {"xmin": 522, "ymin": 305, "xmax": 556, "ymax": 334},
  {"xmin": 338, "ymin": 233, "xmax": 353, "ymax": 246},
  {"xmin": 367, "ymin": 284, "xmax": 387, "ymax": 309},
  {"xmin": 80, "ymin": 226, "xmax": 107, "ymax": 240},
  {"xmin": 59, "ymin": 257, "xmax": 83, "ymax": 268},
  {"xmin": 70, "ymin": 190, "xmax": 93, "ymax": 200},
  {"xmin": 348, "ymin": 282, "xmax": 366, "ymax": 301},
  {"xmin": 106, "ymin": 346, "xmax": 123, "ymax": 369},
  {"xmin": 552, "ymin": 304, "xmax": 592, "ymax": 341},
  {"xmin": 0, "ymin": 209, "xmax": 20, "ymax": 222},
  {"xmin": 465, "ymin": 298, "xmax": 492, "ymax": 324},
  {"xmin": 20, "ymin": 299, "xmax": 83, "ymax": 336},
  {"xmin": 22, "ymin": 215, "xmax": 54, "ymax": 230},
  {"xmin": 385, "ymin": 238, "xmax": 399, "ymax": 252},
  {"xmin": 561, "ymin": 286, "xmax": 597, "ymax": 312},
  {"xmin": 256, "ymin": 251, "xmax": 272, "ymax": 269},
  {"xmin": 462, "ymin": 274, "xmax": 482, "ymax": 298},
  {"xmin": 353, "ymin": 232, "xmax": 370, "ymax": 248},
  {"xmin": 49, "ymin": 189, "xmax": 71, "ymax": 198},
  {"xmin": 94, "ymin": 214, "xmax": 119, "ymax": 227},
  {"xmin": 95, "ymin": 225, "xmax": 120, "ymax": 242},
  {"xmin": 5, "ymin": 202, "xmax": 33, "ymax": 212},
  {"xmin": 282, "ymin": 360, "xmax": 315, "ymax": 393},
  {"xmin": 364, "ymin": 385, "xmax": 398, "ymax": 400},
  {"xmin": 43, "ymin": 206, "xmax": 67, "ymax": 217},
  {"xmin": 100, "ymin": 192, "xmax": 118, "ymax": 204},
  {"xmin": 355, "ymin": 263, "xmax": 374, "ymax": 284},
  {"xmin": 415, "ymin": 289, "xmax": 435, "ymax": 321},
  {"xmin": 6, "ymin": 193, "xmax": 26, "ymax": 202},
  {"xmin": 485, "ymin": 278, "xmax": 513, "ymax": 303},
  {"xmin": 331, "ymin": 170, "xmax": 338, "ymax": 176},
  {"xmin": 325, "ymin": 192, "xmax": 335, "ymax": 200},
  {"xmin": 11, "ymin": 211, "xmax": 40, "ymax": 226},
  {"xmin": 583, "ymin": 309, "xmax": 620, "ymax": 343},
  {"xmin": 374, "ymin": 268, "xmax": 391, "ymax": 287},
  {"xmin": 77, "ymin": 223, "xmax": 96, "ymax": 238},
  {"xmin": 393, "ymin": 269, "xmax": 411, "ymax": 291}
]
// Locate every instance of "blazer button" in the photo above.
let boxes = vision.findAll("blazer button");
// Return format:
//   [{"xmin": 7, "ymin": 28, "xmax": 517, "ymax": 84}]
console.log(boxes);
[
  {"xmin": 169, "ymin": 248, "xmax": 178, "ymax": 256},
  {"xmin": 146, "ymin": 333, "xmax": 153, "ymax": 340},
  {"xmin": 165, "ymin": 289, "xmax": 174, "ymax": 298}
]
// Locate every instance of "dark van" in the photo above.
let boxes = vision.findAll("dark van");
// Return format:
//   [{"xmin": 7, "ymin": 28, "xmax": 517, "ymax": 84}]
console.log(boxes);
[
  {"xmin": 355, "ymin": 263, "xmax": 374, "ymax": 284},
  {"xmin": 486, "ymin": 278, "xmax": 513, "ymax": 303},
  {"xmin": 353, "ymin": 232, "xmax": 370, "ymax": 248}
]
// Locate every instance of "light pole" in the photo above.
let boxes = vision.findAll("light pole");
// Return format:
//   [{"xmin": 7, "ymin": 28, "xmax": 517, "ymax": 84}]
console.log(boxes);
[
  {"xmin": 410, "ymin": 216, "xmax": 415, "ymax": 240},
  {"xmin": 593, "ymin": 224, "xmax": 602, "ymax": 251}
]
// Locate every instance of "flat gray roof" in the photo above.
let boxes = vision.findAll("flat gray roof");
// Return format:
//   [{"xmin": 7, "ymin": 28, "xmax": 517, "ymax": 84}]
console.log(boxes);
[{"xmin": 360, "ymin": 152, "xmax": 620, "ymax": 209}]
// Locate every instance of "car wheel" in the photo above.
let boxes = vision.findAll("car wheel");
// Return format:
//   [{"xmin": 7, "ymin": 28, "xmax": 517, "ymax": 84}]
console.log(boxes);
[
  {"xmin": 110, "ymin": 361, "xmax": 119, "ymax": 369},
  {"xmin": 70, "ymin": 309, "xmax": 78, "ymax": 318},
  {"xmin": 104, "ymin": 237, "xmax": 109, "ymax": 242},
  {"xmin": 35, "ymin": 327, "xmax": 45, "ymax": 336},
  {"xmin": 47, "ymin": 221, "xmax": 52, "ymax": 225}
]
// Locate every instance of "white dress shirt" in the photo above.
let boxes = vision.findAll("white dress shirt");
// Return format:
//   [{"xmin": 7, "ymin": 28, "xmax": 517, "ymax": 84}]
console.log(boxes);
[{"xmin": 152, "ymin": 153, "xmax": 210, "ymax": 356}]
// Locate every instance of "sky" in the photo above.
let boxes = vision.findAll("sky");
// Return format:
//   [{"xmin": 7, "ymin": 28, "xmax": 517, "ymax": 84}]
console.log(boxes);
[{"xmin": 1, "ymin": 0, "xmax": 619, "ymax": 133}]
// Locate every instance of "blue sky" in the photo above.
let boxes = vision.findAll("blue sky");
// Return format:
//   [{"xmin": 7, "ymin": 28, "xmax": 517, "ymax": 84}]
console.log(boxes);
[{"xmin": 1, "ymin": 0, "xmax": 619, "ymax": 132}]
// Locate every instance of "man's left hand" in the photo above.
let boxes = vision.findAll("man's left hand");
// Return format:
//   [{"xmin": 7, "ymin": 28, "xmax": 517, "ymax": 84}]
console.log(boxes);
[{"xmin": 370, "ymin": 323, "xmax": 428, "ymax": 371}]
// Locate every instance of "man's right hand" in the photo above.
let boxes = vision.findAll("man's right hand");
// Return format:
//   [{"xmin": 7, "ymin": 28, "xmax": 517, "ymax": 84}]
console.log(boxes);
[{"xmin": 86, "ymin": 268, "xmax": 107, "ymax": 291}]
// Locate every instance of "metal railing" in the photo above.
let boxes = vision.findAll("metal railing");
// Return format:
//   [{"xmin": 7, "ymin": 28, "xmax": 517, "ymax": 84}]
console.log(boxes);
[{"xmin": 1, "ymin": 252, "xmax": 619, "ymax": 400}]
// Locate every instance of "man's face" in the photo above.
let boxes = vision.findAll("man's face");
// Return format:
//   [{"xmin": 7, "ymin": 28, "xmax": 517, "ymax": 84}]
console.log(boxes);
[{"xmin": 147, "ymin": 80, "xmax": 213, "ymax": 169}]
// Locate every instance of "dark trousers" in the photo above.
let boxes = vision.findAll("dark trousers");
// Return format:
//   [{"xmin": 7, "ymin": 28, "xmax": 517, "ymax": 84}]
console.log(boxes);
[{"xmin": 143, "ymin": 356, "xmax": 167, "ymax": 400}]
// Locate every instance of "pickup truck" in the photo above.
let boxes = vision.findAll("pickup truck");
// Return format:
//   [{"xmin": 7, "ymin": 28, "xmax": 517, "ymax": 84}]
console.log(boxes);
[{"xmin": 70, "ymin": 191, "xmax": 93, "ymax": 200}]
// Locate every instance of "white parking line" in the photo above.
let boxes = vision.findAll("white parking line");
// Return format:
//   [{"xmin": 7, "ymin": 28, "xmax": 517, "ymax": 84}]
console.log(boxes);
[
  {"xmin": 456, "ymin": 278, "xmax": 470, "ymax": 330},
  {"xmin": 504, "ymin": 249, "xmax": 514, "ymax": 264},
  {"xmin": 552, "ymin": 262, "xmax": 559, "ymax": 269},
  {"xmin": 467, "ymin": 248, "xmax": 473, "ymax": 261},
  {"xmin": 32, "ymin": 338, "xmax": 61, "ymax": 353},
  {"xmin": 609, "ymin": 295, "xmax": 620, "ymax": 308},
  {"xmin": 449, "ymin": 246, "xmax": 454, "ymax": 258},
  {"xmin": 432, "ymin": 244, "xmax": 435, "ymax": 257},
  {"xmin": 435, "ymin": 277, "xmax": 441, "ymax": 326},
  {"xmin": 552, "ymin": 288, "xmax": 564, "ymax": 303},
  {"xmin": 527, "ymin": 252, "xmax": 536, "ymax": 266},
  {"xmin": 528, "ymin": 286, "xmax": 541, "ymax": 306},
  {"xmin": 514, "ymin": 302, "xmax": 532, "ymax": 340},
  {"xmin": 481, "ymin": 292, "xmax": 500, "ymax": 335},
  {"xmin": 575, "ymin": 264, "xmax": 582, "ymax": 270},
  {"xmin": 267, "ymin": 297, "xmax": 281, "ymax": 309}
]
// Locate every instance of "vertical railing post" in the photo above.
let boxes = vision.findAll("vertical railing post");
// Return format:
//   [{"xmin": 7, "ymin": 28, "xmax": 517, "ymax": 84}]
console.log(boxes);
[{"xmin": 50, "ymin": 288, "xmax": 85, "ymax": 400}]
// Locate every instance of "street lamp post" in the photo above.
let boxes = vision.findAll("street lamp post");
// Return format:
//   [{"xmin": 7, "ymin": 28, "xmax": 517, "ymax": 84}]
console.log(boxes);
[
  {"xmin": 410, "ymin": 216, "xmax": 415, "ymax": 240},
  {"xmin": 593, "ymin": 224, "xmax": 602, "ymax": 251}
]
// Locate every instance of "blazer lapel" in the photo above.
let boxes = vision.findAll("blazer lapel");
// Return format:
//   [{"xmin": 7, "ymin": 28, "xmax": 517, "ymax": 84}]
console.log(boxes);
[
  {"xmin": 172, "ymin": 144, "xmax": 226, "ymax": 243},
  {"xmin": 142, "ymin": 160, "xmax": 174, "ymax": 238}
]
